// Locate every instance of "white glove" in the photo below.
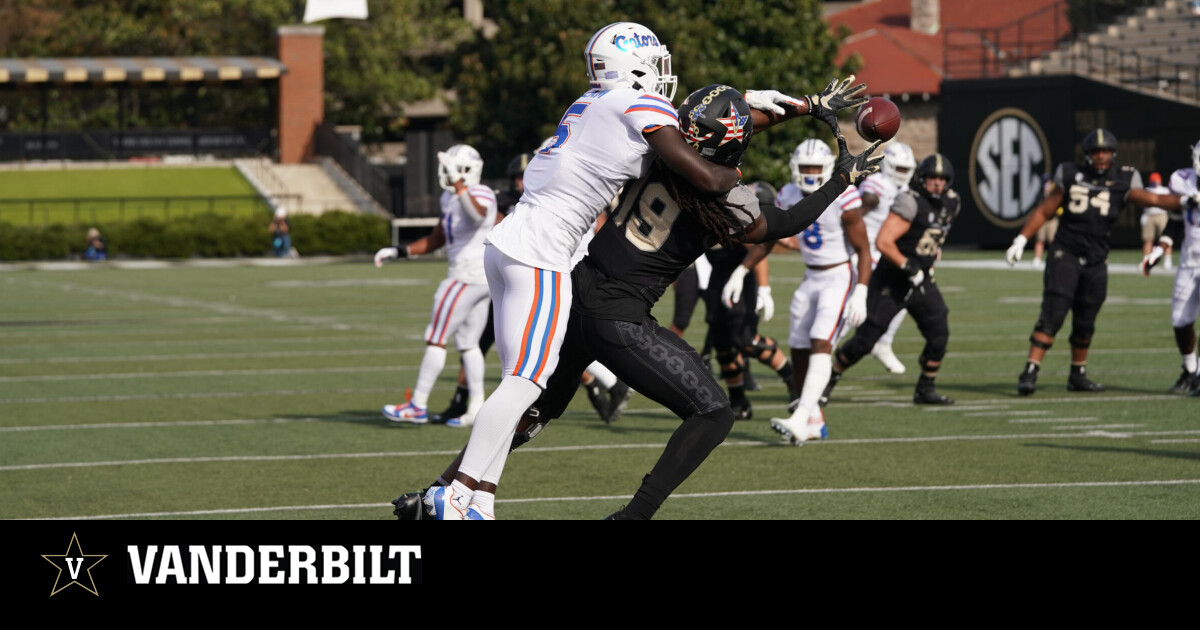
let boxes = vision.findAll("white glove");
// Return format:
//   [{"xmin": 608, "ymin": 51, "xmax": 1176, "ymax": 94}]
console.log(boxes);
[
  {"xmin": 744, "ymin": 89, "xmax": 804, "ymax": 115},
  {"xmin": 1141, "ymin": 245, "xmax": 1165, "ymax": 277},
  {"xmin": 722, "ymin": 265, "xmax": 750, "ymax": 307},
  {"xmin": 909, "ymin": 268, "xmax": 926, "ymax": 288},
  {"xmin": 844, "ymin": 283, "xmax": 868, "ymax": 328},
  {"xmin": 756, "ymin": 285, "xmax": 775, "ymax": 322},
  {"xmin": 374, "ymin": 247, "xmax": 399, "ymax": 268},
  {"xmin": 1189, "ymin": 191, "xmax": 1200, "ymax": 208},
  {"xmin": 1005, "ymin": 234, "xmax": 1028, "ymax": 266}
]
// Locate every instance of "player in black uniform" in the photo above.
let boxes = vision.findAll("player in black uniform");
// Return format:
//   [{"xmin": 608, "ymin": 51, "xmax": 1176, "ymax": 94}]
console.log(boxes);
[
  {"xmin": 821, "ymin": 153, "xmax": 960, "ymax": 406},
  {"xmin": 1004, "ymin": 129, "xmax": 1185, "ymax": 395},
  {"xmin": 393, "ymin": 81, "xmax": 883, "ymax": 519}
]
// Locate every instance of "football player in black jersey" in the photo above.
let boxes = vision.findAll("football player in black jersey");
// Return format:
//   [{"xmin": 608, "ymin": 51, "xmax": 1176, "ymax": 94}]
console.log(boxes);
[
  {"xmin": 821, "ymin": 154, "xmax": 960, "ymax": 406},
  {"xmin": 393, "ymin": 81, "xmax": 883, "ymax": 519},
  {"xmin": 1004, "ymin": 129, "xmax": 1186, "ymax": 395}
]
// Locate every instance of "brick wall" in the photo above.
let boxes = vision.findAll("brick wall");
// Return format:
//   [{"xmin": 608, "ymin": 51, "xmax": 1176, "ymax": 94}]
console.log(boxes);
[{"xmin": 277, "ymin": 25, "xmax": 325, "ymax": 164}]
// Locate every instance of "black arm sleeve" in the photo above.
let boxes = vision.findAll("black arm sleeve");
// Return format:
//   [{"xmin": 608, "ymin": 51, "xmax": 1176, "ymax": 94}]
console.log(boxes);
[{"xmin": 758, "ymin": 172, "xmax": 850, "ymax": 241}]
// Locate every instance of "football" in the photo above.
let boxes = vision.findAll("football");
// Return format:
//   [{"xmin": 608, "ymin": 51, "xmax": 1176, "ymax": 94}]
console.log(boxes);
[{"xmin": 854, "ymin": 97, "xmax": 901, "ymax": 142}]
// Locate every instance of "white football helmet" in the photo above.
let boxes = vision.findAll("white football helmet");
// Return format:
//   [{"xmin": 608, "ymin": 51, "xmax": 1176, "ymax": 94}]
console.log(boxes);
[
  {"xmin": 789, "ymin": 139, "xmax": 835, "ymax": 193},
  {"xmin": 585, "ymin": 22, "xmax": 677, "ymax": 101},
  {"xmin": 437, "ymin": 144, "xmax": 483, "ymax": 191},
  {"xmin": 881, "ymin": 142, "xmax": 917, "ymax": 188}
]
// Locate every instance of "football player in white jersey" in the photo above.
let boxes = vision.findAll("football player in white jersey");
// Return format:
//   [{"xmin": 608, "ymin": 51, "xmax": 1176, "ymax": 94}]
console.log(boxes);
[
  {"xmin": 857, "ymin": 141, "xmax": 917, "ymax": 374},
  {"xmin": 768, "ymin": 138, "xmax": 871, "ymax": 444},
  {"xmin": 424, "ymin": 21, "xmax": 872, "ymax": 520},
  {"xmin": 1142, "ymin": 140, "xmax": 1200, "ymax": 395},
  {"xmin": 374, "ymin": 144, "xmax": 498, "ymax": 427}
]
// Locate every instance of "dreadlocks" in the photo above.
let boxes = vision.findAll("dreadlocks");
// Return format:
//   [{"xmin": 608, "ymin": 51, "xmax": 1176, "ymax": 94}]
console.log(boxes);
[{"xmin": 655, "ymin": 159, "xmax": 753, "ymax": 248}]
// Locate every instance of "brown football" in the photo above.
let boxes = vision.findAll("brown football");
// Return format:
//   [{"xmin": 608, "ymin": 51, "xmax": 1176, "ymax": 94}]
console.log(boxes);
[{"xmin": 854, "ymin": 97, "xmax": 901, "ymax": 142}]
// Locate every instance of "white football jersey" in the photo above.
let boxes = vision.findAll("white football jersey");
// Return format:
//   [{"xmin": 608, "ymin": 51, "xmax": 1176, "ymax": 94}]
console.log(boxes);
[
  {"xmin": 486, "ymin": 87, "xmax": 680, "ymax": 272},
  {"xmin": 1168, "ymin": 168, "xmax": 1200, "ymax": 269},
  {"xmin": 440, "ymin": 184, "xmax": 498, "ymax": 284},
  {"xmin": 857, "ymin": 172, "xmax": 902, "ymax": 263},
  {"xmin": 776, "ymin": 181, "xmax": 863, "ymax": 266}
]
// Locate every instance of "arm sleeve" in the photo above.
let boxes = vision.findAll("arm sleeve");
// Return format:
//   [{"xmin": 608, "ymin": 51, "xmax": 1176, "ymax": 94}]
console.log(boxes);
[{"xmin": 759, "ymin": 173, "xmax": 849, "ymax": 240}]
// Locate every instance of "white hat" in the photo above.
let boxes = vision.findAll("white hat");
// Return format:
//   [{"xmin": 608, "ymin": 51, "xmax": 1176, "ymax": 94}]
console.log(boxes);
[{"xmin": 274, "ymin": 208, "xmax": 288, "ymax": 219}]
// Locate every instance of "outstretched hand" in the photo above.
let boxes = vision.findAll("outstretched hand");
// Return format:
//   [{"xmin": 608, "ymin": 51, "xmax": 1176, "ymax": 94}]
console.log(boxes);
[
  {"xmin": 834, "ymin": 134, "xmax": 883, "ymax": 185},
  {"xmin": 807, "ymin": 75, "xmax": 868, "ymax": 134}
]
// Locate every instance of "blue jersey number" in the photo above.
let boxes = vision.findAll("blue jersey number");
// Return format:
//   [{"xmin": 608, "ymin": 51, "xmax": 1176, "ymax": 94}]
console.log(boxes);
[
  {"xmin": 442, "ymin": 211, "xmax": 454, "ymax": 244},
  {"xmin": 541, "ymin": 102, "xmax": 590, "ymax": 153},
  {"xmin": 802, "ymin": 222, "xmax": 823, "ymax": 249}
]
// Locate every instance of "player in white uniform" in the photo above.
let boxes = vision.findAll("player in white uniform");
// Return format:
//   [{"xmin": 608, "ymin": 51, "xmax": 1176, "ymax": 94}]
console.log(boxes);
[
  {"xmin": 374, "ymin": 144, "xmax": 498, "ymax": 426},
  {"xmin": 769, "ymin": 139, "xmax": 871, "ymax": 443},
  {"xmin": 1142, "ymin": 141, "xmax": 1200, "ymax": 395},
  {"xmin": 857, "ymin": 142, "xmax": 917, "ymax": 374}
]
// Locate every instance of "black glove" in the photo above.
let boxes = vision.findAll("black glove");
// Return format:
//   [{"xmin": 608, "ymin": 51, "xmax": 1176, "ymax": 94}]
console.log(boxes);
[
  {"xmin": 807, "ymin": 75, "xmax": 869, "ymax": 134},
  {"xmin": 834, "ymin": 134, "xmax": 883, "ymax": 186}
]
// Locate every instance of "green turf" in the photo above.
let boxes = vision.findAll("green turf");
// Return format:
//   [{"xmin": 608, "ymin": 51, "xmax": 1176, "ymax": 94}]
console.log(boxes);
[
  {"xmin": 1, "ymin": 251, "xmax": 1197, "ymax": 520},
  {"xmin": 0, "ymin": 167, "xmax": 265, "ymax": 225}
]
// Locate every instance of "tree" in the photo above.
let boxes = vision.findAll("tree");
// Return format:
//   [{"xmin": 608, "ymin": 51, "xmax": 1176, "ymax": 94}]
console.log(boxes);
[{"xmin": 448, "ymin": 0, "xmax": 854, "ymax": 183}]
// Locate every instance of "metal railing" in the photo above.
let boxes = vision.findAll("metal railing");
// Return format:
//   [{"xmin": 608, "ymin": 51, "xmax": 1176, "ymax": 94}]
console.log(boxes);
[
  {"xmin": 943, "ymin": 1, "xmax": 1071, "ymax": 79},
  {"xmin": 313, "ymin": 123, "xmax": 393, "ymax": 213},
  {"xmin": 1065, "ymin": 39, "xmax": 1200, "ymax": 102}
]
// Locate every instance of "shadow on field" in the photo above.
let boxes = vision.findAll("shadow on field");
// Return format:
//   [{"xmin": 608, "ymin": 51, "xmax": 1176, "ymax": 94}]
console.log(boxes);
[{"xmin": 1026, "ymin": 443, "xmax": 1200, "ymax": 462}]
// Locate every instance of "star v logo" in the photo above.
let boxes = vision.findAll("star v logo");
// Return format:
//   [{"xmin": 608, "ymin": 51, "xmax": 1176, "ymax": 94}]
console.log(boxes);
[
  {"xmin": 42, "ymin": 533, "xmax": 107, "ymax": 596},
  {"xmin": 715, "ymin": 103, "xmax": 748, "ymax": 146}
]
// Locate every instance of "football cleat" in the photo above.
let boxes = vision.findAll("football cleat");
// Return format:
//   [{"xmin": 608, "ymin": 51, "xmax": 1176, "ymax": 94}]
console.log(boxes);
[
  {"xmin": 818, "ymin": 370, "xmax": 842, "ymax": 407},
  {"xmin": 770, "ymin": 415, "xmax": 810, "ymax": 446},
  {"xmin": 871, "ymin": 343, "xmax": 907, "ymax": 374},
  {"xmin": 1168, "ymin": 370, "xmax": 1195, "ymax": 395},
  {"xmin": 913, "ymin": 385, "xmax": 955, "ymax": 405},
  {"xmin": 392, "ymin": 491, "xmax": 427, "ymax": 520},
  {"xmin": 1017, "ymin": 363, "xmax": 1039, "ymax": 396},
  {"xmin": 807, "ymin": 421, "xmax": 829, "ymax": 441},
  {"xmin": 382, "ymin": 402, "xmax": 428, "ymax": 424},
  {"xmin": 603, "ymin": 506, "xmax": 635, "ymax": 520},
  {"xmin": 603, "ymin": 380, "xmax": 633, "ymax": 425},
  {"xmin": 465, "ymin": 506, "xmax": 495, "ymax": 520},
  {"xmin": 423, "ymin": 485, "xmax": 469, "ymax": 520},
  {"xmin": 731, "ymin": 398, "xmax": 753, "ymax": 420},
  {"xmin": 1067, "ymin": 374, "xmax": 1106, "ymax": 392},
  {"xmin": 584, "ymin": 381, "xmax": 611, "ymax": 420},
  {"xmin": 445, "ymin": 413, "xmax": 474, "ymax": 428}
]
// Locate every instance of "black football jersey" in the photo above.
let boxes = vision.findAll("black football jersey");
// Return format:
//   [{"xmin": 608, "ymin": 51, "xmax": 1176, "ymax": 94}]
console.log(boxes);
[
  {"xmin": 573, "ymin": 168, "xmax": 761, "ymax": 321},
  {"xmin": 889, "ymin": 188, "xmax": 961, "ymax": 270},
  {"xmin": 1052, "ymin": 162, "xmax": 1143, "ymax": 264}
]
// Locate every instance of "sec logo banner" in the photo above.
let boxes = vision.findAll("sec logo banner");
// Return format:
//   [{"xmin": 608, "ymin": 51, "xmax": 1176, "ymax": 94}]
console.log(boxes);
[{"xmin": 969, "ymin": 108, "xmax": 1052, "ymax": 228}]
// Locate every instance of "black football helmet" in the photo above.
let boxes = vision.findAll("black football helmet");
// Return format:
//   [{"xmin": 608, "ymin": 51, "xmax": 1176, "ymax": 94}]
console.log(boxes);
[
  {"xmin": 913, "ymin": 153, "xmax": 954, "ymax": 200},
  {"xmin": 747, "ymin": 181, "xmax": 777, "ymax": 206},
  {"xmin": 677, "ymin": 84, "xmax": 754, "ymax": 167},
  {"xmin": 1082, "ymin": 128, "xmax": 1118, "ymax": 172},
  {"xmin": 506, "ymin": 153, "xmax": 533, "ymax": 178}
]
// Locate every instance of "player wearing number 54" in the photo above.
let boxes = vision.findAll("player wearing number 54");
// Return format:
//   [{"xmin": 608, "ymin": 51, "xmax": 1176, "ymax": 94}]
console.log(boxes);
[{"xmin": 1003, "ymin": 129, "xmax": 1187, "ymax": 396}]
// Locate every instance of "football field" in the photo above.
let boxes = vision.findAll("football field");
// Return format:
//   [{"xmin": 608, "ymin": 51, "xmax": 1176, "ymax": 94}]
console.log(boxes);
[{"xmin": 2, "ymin": 252, "xmax": 1198, "ymax": 520}]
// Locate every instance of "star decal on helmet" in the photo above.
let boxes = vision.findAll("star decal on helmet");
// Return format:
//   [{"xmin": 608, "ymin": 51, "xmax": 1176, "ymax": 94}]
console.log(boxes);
[{"xmin": 715, "ymin": 103, "xmax": 749, "ymax": 146}]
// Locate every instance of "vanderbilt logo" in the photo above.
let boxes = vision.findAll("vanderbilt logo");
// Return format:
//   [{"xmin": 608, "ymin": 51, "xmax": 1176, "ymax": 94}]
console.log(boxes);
[
  {"xmin": 969, "ymin": 108, "xmax": 1051, "ymax": 228},
  {"xmin": 42, "ymin": 533, "xmax": 107, "ymax": 596}
]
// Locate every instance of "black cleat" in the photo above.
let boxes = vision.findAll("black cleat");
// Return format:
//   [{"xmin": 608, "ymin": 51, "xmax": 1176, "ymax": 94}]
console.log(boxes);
[
  {"xmin": 730, "ymin": 398, "xmax": 753, "ymax": 420},
  {"xmin": 913, "ymin": 385, "xmax": 955, "ymax": 405},
  {"xmin": 584, "ymin": 381, "xmax": 611, "ymax": 420},
  {"xmin": 1017, "ymin": 363, "xmax": 1039, "ymax": 396},
  {"xmin": 1067, "ymin": 374, "xmax": 1106, "ymax": 392},
  {"xmin": 818, "ymin": 370, "xmax": 842, "ymax": 408},
  {"xmin": 603, "ymin": 506, "xmax": 635, "ymax": 520},
  {"xmin": 392, "ymin": 490, "xmax": 427, "ymax": 520},
  {"xmin": 1067, "ymin": 365, "xmax": 1105, "ymax": 392},
  {"xmin": 603, "ymin": 380, "xmax": 632, "ymax": 425},
  {"xmin": 1169, "ymin": 370, "xmax": 1196, "ymax": 395},
  {"xmin": 429, "ymin": 386, "xmax": 468, "ymax": 424}
]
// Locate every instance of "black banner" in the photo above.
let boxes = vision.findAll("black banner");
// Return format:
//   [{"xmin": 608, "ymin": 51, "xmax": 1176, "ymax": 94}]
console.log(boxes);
[{"xmin": 940, "ymin": 75, "xmax": 1200, "ymax": 248}]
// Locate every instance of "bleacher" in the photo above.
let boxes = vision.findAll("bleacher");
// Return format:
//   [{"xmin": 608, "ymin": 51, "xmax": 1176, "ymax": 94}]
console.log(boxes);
[{"xmin": 1023, "ymin": 0, "xmax": 1200, "ymax": 102}]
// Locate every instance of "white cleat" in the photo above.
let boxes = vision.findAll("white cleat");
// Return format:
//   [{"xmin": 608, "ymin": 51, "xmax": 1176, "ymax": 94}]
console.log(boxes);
[
  {"xmin": 770, "ymin": 415, "xmax": 811, "ymax": 446},
  {"xmin": 445, "ymin": 412, "xmax": 474, "ymax": 428},
  {"xmin": 382, "ymin": 402, "xmax": 428, "ymax": 424},
  {"xmin": 423, "ymin": 485, "xmax": 469, "ymax": 520},
  {"xmin": 465, "ymin": 506, "xmax": 495, "ymax": 520},
  {"xmin": 871, "ymin": 343, "xmax": 907, "ymax": 374}
]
